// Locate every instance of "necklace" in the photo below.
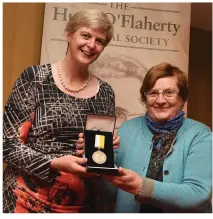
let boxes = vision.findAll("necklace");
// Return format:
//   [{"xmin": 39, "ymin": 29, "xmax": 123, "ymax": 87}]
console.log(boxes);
[{"xmin": 57, "ymin": 60, "xmax": 91, "ymax": 93}]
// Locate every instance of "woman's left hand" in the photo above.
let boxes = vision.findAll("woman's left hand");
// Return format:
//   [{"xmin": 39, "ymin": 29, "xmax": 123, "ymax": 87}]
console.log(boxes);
[
  {"xmin": 112, "ymin": 131, "xmax": 120, "ymax": 149},
  {"xmin": 103, "ymin": 167, "xmax": 142, "ymax": 195},
  {"xmin": 76, "ymin": 132, "xmax": 120, "ymax": 156}
]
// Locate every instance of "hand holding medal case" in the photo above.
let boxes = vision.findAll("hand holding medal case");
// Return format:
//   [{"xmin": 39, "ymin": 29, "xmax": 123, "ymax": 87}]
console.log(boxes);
[{"xmin": 84, "ymin": 114, "xmax": 118, "ymax": 175}]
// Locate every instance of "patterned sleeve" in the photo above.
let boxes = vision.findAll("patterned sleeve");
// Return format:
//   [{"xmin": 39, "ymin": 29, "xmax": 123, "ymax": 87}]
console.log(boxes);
[
  {"xmin": 3, "ymin": 66, "xmax": 58, "ymax": 182},
  {"xmin": 107, "ymin": 84, "xmax": 116, "ymax": 116}
]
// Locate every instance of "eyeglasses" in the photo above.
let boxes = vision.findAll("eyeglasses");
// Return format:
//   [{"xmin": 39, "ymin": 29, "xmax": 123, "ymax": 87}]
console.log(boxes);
[{"xmin": 145, "ymin": 89, "xmax": 179, "ymax": 100}]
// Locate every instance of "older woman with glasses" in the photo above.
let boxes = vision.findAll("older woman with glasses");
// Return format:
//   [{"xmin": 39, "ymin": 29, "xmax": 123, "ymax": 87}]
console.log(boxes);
[{"xmin": 86, "ymin": 62, "xmax": 212, "ymax": 213}]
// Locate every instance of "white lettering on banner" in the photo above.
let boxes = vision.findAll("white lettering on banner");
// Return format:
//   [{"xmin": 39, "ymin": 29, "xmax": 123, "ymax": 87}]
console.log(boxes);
[{"xmin": 52, "ymin": 7, "xmax": 180, "ymax": 36}]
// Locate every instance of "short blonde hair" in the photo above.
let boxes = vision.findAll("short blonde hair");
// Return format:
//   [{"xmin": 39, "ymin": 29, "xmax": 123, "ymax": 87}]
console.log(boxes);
[{"xmin": 65, "ymin": 9, "xmax": 114, "ymax": 46}]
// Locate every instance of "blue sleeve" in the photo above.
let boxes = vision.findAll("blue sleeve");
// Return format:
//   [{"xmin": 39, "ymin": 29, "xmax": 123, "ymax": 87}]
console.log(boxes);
[
  {"xmin": 153, "ymin": 128, "xmax": 212, "ymax": 211},
  {"xmin": 115, "ymin": 122, "xmax": 129, "ymax": 167}
]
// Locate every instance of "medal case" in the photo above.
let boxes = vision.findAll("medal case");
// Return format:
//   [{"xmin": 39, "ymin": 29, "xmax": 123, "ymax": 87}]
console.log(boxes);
[{"xmin": 84, "ymin": 114, "xmax": 118, "ymax": 175}]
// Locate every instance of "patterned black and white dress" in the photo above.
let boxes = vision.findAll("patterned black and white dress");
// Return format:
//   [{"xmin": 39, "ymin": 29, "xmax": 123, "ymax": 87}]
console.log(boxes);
[{"xmin": 3, "ymin": 64, "xmax": 115, "ymax": 213}]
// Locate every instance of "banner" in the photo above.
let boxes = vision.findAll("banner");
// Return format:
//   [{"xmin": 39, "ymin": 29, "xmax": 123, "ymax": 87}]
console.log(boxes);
[{"xmin": 40, "ymin": 3, "xmax": 191, "ymax": 128}]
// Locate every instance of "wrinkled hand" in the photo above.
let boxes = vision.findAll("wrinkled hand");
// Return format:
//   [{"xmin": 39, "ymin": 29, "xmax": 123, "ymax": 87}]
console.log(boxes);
[
  {"xmin": 50, "ymin": 155, "xmax": 87, "ymax": 175},
  {"xmin": 103, "ymin": 167, "xmax": 142, "ymax": 195},
  {"xmin": 76, "ymin": 132, "xmax": 120, "ymax": 157}
]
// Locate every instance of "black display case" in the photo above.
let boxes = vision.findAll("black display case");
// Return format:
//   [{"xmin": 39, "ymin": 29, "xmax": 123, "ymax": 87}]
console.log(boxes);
[{"xmin": 84, "ymin": 114, "xmax": 118, "ymax": 175}]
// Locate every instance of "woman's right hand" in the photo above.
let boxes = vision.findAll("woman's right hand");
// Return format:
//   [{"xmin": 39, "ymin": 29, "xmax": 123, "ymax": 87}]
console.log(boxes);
[
  {"xmin": 50, "ymin": 155, "xmax": 87, "ymax": 175},
  {"xmin": 76, "ymin": 133, "xmax": 85, "ymax": 156}
]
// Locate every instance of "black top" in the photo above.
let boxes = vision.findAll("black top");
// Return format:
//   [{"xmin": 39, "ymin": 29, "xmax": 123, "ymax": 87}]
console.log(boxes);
[
  {"xmin": 3, "ymin": 64, "xmax": 115, "ymax": 213},
  {"xmin": 140, "ymin": 133, "xmax": 175, "ymax": 213}
]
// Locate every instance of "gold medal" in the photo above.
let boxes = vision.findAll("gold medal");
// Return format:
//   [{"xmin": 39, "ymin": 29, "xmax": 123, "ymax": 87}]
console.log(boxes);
[
  {"xmin": 92, "ymin": 150, "xmax": 107, "ymax": 164},
  {"xmin": 92, "ymin": 134, "xmax": 107, "ymax": 164}
]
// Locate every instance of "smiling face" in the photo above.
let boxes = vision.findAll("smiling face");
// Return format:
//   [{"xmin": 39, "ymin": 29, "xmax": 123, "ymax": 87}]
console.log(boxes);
[
  {"xmin": 146, "ymin": 76, "xmax": 184, "ymax": 122},
  {"xmin": 66, "ymin": 26, "xmax": 107, "ymax": 66}
]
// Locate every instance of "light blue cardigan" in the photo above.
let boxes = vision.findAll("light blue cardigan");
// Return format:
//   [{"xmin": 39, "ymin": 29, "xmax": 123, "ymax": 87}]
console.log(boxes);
[{"xmin": 94, "ymin": 116, "xmax": 212, "ymax": 213}]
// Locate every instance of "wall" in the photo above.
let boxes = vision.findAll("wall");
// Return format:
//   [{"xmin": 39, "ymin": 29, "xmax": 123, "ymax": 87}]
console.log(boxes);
[
  {"xmin": 3, "ymin": 3, "xmax": 45, "ymax": 107},
  {"xmin": 188, "ymin": 27, "xmax": 212, "ymax": 129},
  {"xmin": 3, "ymin": 3, "xmax": 45, "ymax": 170}
]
